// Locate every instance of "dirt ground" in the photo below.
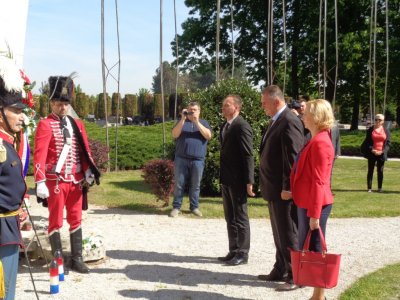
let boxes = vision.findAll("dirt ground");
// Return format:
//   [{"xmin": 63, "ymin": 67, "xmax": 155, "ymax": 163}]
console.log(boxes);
[{"xmin": 15, "ymin": 199, "xmax": 400, "ymax": 300}]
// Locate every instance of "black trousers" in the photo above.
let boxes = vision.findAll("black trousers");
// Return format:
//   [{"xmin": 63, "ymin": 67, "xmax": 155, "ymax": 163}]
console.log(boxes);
[
  {"xmin": 367, "ymin": 155, "xmax": 385, "ymax": 189},
  {"xmin": 221, "ymin": 184, "xmax": 250, "ymax": 256},
  {"xmin": 267, "ymin": 199, "xmax": 298, "ymax": 279}
]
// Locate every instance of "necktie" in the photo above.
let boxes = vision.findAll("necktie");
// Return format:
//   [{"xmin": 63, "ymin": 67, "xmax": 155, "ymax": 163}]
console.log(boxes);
[
  {"xmin": 222, "ymin": 122, "xmax": 230, "ymax": 141},
  {"xmin": 262, "ymin": 119, "xmax": 275, "ymax": 144}
]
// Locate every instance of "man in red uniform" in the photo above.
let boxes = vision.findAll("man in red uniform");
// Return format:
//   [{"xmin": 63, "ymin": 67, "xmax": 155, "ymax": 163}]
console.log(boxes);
[{"xmin": 34, "ymin": 75, "xmax": 100, "ymax": 273}]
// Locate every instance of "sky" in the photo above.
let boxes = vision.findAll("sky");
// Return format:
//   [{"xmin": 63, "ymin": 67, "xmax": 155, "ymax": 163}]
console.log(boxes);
[{"xmin": 23, "ymin": 0, "xmax": 189, "ymax": 96}]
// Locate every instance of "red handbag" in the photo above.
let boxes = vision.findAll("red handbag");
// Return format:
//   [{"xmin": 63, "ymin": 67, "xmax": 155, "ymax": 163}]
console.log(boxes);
[{"xmin": 290, "ymin": 228, "xmax": 341, "ymax": 288}]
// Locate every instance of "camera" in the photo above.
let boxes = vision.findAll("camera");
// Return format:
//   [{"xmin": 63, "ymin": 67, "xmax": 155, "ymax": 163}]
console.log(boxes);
[
  {"xmin": 288, "ymin": 100, "xmax": 301, "ymax": 110},
  {"xmin": 183, "ymin": 111, "xmax": 194, "ymax": 116}
]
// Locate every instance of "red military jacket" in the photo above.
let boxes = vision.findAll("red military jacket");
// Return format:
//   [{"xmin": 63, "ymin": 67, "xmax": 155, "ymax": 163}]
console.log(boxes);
[{"xmin": 34, "ymin": 113, "xmax": 93, "ymax": 183}]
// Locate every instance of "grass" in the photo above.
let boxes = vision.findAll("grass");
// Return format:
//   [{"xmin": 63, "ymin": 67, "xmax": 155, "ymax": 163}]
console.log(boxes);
[
  {"xmin": 331, "ymin": 158, "xmax": 400, "ymax": 218},
  {"xmin": 25, "ymin": 157, "xmax": 400, "ymax": 218},
  {"xmin": 338, "ymin": 263, "xmax": 400, "ymax": 300}
]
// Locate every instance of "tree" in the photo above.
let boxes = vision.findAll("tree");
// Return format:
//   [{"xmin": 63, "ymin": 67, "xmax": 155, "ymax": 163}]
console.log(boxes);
[
  {"xmin": 176, "ymin": 1, "xmax": 399, "ymax": 128},
  {"xmin": 123, "ymin": 94, "xmax": 138, "ymax": 117},
  {"xmin": 96, "ymin": 93, "xmax": 111, "ymax": 119},
  {"xmin": 111, "ymin": 93, "xmax": 122, "ymax": 116},
  {"xmin": 152, "ymin": 61, "xmax": 177, "ymax": 94}
]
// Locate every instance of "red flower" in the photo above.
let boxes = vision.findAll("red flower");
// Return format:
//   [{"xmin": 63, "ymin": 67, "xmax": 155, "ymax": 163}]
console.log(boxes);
[{"xmin": 19, "ymin": 70, "xmax": 35, "ymax": 108}]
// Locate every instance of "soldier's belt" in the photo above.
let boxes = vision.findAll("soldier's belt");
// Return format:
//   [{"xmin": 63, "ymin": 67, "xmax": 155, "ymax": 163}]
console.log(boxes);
[
  {"xmin": 45, "ymin": 163, "xmax": 82, "ymax": 174},
  {"xmin": 0, "ymin": 209, "xmax": 19, "ymax": 218}
]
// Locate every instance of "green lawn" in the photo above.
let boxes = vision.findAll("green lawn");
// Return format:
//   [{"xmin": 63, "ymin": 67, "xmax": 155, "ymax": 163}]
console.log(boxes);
[
  {"xmin": 26, "ymin": 157, "xmax": 400, "ymax": 218},
  {"xmin": 338, "ymin": 263, "xmax": 400, "ymax": 300}
]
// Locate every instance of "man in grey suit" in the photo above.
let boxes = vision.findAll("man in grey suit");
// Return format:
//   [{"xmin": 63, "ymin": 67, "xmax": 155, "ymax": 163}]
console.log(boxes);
[
  {"xmin": 258, "ymin": 85, "xmax": 304, "ymax": 291},
  {"xmin": 218, "ymin": 94, "xmax": 255, "ymax": 266}
]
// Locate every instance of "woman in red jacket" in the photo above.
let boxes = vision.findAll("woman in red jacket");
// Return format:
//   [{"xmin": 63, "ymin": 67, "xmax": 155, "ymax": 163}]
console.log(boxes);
[{"xmin": 290, "ymin": 99, "xmax": 335, "ymax": 300}]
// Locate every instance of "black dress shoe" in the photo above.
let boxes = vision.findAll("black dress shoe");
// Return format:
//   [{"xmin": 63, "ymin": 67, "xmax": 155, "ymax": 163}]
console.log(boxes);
[
  {"xmin": 225, "ymin": 253, "xmax": 248, "ymax": 266},
  {"xmin": 217, "ymin": 252, "xmax": 236, "ymax": 262},
  {"xmin": 258, "ymin": 269, "xmax": 288, "ymax": 282}
]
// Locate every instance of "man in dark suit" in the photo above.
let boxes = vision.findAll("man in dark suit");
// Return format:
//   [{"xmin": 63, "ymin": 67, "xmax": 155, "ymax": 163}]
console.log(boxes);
[
  {"xmin": 259, "ymin": 85, "xmax": 304, "ymax": 291},
  {"xmin": 218, "ymin": 94, "xmax": 255, "ymax": 266}
]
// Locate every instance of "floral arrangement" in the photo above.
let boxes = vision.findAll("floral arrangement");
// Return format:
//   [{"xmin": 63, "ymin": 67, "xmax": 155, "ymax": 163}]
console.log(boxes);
[
  {"xmin": 20, "ymin": 69, "xmax": 37, "ymax": 134},
  {"xmin": 82, "ymin": 234, "xmax": 106, "ymax": 262}
]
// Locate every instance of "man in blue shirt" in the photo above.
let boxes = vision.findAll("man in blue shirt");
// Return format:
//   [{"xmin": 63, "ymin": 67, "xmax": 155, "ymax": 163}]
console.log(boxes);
[{"xmin": 170, "ymin": 102, "xmax": 212, "ymax": 217}]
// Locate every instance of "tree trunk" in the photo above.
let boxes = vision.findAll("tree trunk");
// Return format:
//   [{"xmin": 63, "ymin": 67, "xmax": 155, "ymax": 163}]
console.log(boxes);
[
  {"xmin": 396, "ymin": 95, "xmax": 400, "ymax": 127},
  {"xmin": 325, "ymin": 80, "xmax": 334, "ymax": 102},
  {"xmin": 290, "ymin": 0, "xmax": 300, "ymax": 98},
  {"xmin": 350, "ymin": 92, "xmax": 360, "ymax": 131}
]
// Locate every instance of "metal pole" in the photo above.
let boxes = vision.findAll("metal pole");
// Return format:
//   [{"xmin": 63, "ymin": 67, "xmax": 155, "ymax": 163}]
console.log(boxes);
[
  {"xmin": 101, "ymin": 0, "xmax": 110, "ymax": 172},
  {"xmin": 114, "ymin": 0, "xmax": 121, "ymax": 171},
  {"xmin": 174, "ymin": 0, "xmax": 179, "ymax": 120},
  {"xmin": 160, "ymin": 0, "xmax": 166, "ymax": 157},
  {"xmin": 231, "ymin": 0, "xmax": 235, "ymax": 78},
  {"xmin": 216, "ymin": 0, "xmax": 221, "ymax": 82}
]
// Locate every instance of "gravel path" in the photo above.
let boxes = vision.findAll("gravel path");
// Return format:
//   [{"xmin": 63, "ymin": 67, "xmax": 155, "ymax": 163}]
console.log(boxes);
[{"xmin": 16, "ymin": 201, "xmax": 400, "ymax": 300}]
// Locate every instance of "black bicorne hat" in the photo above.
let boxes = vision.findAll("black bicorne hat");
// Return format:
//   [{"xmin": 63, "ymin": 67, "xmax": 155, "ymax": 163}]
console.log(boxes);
[{"xmin": 48, "ymin": 74, "xmax": 76, "ymax": 102}]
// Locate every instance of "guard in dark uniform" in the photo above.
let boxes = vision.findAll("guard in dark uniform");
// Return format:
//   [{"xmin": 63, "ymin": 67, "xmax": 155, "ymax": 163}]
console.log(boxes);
[
  {"xmin": 34, "ymin": 75, "xmax": 100, "ymax": 273},
  {"xmin": 0, "ymin": 56, "xmax": 28, "ymax": 300}
]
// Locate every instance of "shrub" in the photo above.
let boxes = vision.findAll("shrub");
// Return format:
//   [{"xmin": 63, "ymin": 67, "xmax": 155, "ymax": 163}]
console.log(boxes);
[
  {"xmin": 142, "ymin": 159, "xmax": 175, "ymax": 206},
  {"xmin": 89, "ymin": 139, "xmax": 110, "ymax": 172}
]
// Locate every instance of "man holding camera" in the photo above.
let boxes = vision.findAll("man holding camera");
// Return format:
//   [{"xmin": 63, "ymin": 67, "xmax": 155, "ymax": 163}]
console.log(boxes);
[{"xmin": 170, "ymin": 102, "xmax": 212, "ymax": 217}]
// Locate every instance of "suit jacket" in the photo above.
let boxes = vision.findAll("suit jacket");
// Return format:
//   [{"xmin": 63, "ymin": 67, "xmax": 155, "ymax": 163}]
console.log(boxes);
[
  {"xmin": 220, "ymin": 115, "xmax": 254, "ymax": 186},
  {"xmin": 291, "ymin": 130, "xmax": 334, "ymax": 218},
  {"xmin": 259, "ymin": 107, "xmax": 304, "ymax": 201}
]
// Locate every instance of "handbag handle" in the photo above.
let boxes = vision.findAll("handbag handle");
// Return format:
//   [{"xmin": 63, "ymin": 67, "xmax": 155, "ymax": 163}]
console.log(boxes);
[{"xmin": 303, "ymin": 228, "xmax": 327, "ymax": 253}]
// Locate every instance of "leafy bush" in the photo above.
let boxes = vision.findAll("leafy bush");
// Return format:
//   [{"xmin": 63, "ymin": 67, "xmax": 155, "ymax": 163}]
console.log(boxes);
[
  {"xmin": 188, "ymin": 78, "xmax": 267, "ymax": 195},
  {"xmin": 88, "ymin": 139, "xmax": 110, "ymax": 172},
  {"xmin": 142, "ymin": 159, "xmax": 175, "ymax": 205}
]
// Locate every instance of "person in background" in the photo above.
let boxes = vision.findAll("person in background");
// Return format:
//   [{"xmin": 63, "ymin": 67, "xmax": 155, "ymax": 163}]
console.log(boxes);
[
  {"xmin": 291, "ymin": 98, "xmax": 311, "ymax": 142},
  {"xmin": 361, "ymin": 113, "xmax": 391, "ymax": 192},
  {"xmin": 329, "ymin": 120, "xmax": 341, "ymax": 188},
  {"xmin": 218, "ymin": 94, "xmax": 254, "ymax": 266},
  {"xmin": 258, "ymin": 85, "xmax": 304, "ymax": 291},
  {"xmin": 34, "ymin": 75, "xmax": 100, "ymax": 273},
  {"xmin": 170, "ymin": 102, "xmax": 212, "ymax": 217},
  {"xmin": 330, "ymin": 121, "xmax": 341, "ymax": 159},
  {"xmin": 0, "ymin": 56, "xmax": 28, "ymax": 300},
  {"xmin": 290, "ymin": 99, "xmax": 335, "ymax": 300}
]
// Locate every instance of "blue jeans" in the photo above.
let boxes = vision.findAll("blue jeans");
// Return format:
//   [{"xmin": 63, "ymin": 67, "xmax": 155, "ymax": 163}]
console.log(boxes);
[
  {"xmin": 172, "ymin": 156, "xmax": 204, "ymax": 211},
  {"xmin": 297, "ymin": 205, "xmax": 332, "ymax": 252},
  {"xmin": 0, "ymin": 244, "xmax": 19, "ymax": 300}
]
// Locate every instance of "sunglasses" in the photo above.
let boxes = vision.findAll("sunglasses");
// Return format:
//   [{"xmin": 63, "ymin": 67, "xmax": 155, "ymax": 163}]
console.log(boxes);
[{"xmin": 375, "ymin": 119, "xmax": 383, "ymax": 121}]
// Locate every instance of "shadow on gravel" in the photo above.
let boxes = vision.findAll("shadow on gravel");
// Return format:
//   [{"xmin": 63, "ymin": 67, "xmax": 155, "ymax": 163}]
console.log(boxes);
[
  {"xmin": 106, "ymin": 250, "xmax": 217, "ymax": 264},
  {"xmin": 88, "ymin": 207, "xmax": 161, "ymax": 216},
  {"xmin": 92, "ymin": 264, "xmax": 276, "ymax": 289},
  {"xmin": 119, "ymin": 288, "xmax": 254, "ymax": 299}
]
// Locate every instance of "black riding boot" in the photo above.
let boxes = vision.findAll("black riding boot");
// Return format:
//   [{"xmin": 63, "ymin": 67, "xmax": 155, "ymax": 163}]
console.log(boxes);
[
  {"xmin": 70, "ymin": 228, "xmax": 90, "ymax": 273},
  {"xmin": 49, "ymin": 231, "xmax": 62, "ymax": 256},
  {"xmin": 49, "ymin": 231, "xmax": 69, "ymax": 274}
]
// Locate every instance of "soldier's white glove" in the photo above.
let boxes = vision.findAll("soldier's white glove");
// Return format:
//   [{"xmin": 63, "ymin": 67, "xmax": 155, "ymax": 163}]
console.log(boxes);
[
  {"xmin": 85, "ymin": 169, "xmax": 94, "ymax": 186},
  {"xmin": 36, "ymin": 181, "xmax": 49, "ymax": 199}
]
